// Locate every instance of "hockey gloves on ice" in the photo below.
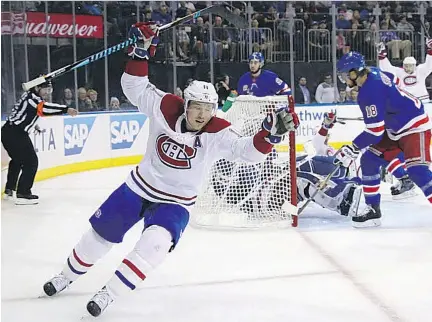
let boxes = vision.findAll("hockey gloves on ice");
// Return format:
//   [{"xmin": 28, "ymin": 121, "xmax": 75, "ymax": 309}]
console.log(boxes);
[
  {"xmin": 262, "ymin": 108, "xmax": 299, "ymax": 144},
  {"xmin": 376, "ymin": 42, "xmax": 387, "ymax": 60},
  {"xmin": 322, "ymin": 110, "xmax": 337, "ymax": 130},
  {"xmin": 128, "ymin": 22, "xmax": 160, "ymax": 60},
  {"xmin": 334, "ymin": 144, "xmax": 360, "ymax": 168}
]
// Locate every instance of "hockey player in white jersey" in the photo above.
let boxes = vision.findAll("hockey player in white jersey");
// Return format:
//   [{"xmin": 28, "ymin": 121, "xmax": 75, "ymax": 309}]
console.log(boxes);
[
  {"xmin": 377, "ymin": 38, "xmax": 432, "ymax": 102},
  {"xmin": 41, "ymin": 22, "xmax": 299, "ymax": 318}
]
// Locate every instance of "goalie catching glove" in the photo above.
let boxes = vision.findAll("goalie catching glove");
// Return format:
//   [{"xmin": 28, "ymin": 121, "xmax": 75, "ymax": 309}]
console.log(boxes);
[
  {"xmin": 262, "ymin": 103, "xmax": 299, "ymax": 144},
  {"xmin": 334, "ymin": 144, "xmax": 360, "ymax": 167},
  {"xmin": 128, "ymin": 22, "xmax": 159, "ymax": 60}
]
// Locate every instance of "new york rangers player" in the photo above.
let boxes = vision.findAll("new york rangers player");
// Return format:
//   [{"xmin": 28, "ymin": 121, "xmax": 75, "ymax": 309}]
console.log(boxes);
[
  {"xmin": 336, "ymin": 51, "xmax": 432, "ymax": 228},
  {"xmin": 237, "ymin": 52, "xmax": 291, "ymax": 97},
  {"xmin": 41, "ymin": 22, "xmax": 299, "ymax": 317},
  {"xmin": 377, "ymin": 38, "xmax": 432, "ymax": 103}
]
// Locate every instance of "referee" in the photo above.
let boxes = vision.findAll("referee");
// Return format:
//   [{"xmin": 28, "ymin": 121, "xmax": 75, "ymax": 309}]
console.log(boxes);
[{"xmin": 1, "ymin": 80, "xmax": 78, "ymax": 205}]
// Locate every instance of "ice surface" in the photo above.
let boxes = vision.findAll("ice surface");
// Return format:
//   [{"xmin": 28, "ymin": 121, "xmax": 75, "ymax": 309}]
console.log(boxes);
[{"xmin": 1, "ymin": 165, "xmax": 431, "ymax": 322}]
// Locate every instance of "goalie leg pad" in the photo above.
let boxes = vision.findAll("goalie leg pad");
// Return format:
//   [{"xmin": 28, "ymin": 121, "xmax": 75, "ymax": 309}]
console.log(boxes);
[
  {"xmin": 63, "ymin": 228, "xmax": 114, "ymax": 282},
  {"xmin": 107, "ymin": 225, "xmax": 172, "ymax": 297}
]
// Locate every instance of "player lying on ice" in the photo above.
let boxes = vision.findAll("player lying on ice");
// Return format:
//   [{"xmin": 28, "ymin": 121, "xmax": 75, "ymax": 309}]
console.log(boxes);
[
  {"xmin": 41, "ymin": 22, "xmax": 300, "ymax": 317},
  {"xmin": 336, "ymin": 51, "xmax": 432, "ymax": 228}
]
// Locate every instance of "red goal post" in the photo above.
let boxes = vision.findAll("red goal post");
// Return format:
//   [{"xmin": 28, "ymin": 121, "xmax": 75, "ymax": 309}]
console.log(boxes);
[{"xmin": 192, "ymin": 95, "xmax": 298, "ymax": 229}]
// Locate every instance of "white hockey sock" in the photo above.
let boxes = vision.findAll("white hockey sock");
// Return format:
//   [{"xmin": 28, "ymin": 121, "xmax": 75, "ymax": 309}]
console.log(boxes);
[
  {"xmin": 106, "ymin": 225, "xmax": 172, "ymax": 298},
  {"xmin": 62, "ymin": 228, "xmax": 113, "ymax": 282}
]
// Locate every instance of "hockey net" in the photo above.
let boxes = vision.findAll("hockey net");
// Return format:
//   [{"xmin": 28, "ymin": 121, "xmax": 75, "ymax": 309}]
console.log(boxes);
[{"xmin": 192, "ymin": 95, "xmax": 298, "ymax": 229}]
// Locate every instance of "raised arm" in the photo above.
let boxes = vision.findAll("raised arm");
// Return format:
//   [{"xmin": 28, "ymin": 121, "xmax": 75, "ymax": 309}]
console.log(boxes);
[{"xmin": 120, "ymin": 22, "xmax": 166, "ymax": 117}]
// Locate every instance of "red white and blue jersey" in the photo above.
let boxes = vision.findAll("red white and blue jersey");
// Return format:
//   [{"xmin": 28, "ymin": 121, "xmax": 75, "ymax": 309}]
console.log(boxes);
[
  {"xmin": 353, "ymin": 67, "xmax": 431, "ymax": 149},
  {"xmin": 121, "ymin": 60, "xmax": 273, "ymax": 210},
  {"xmin": 237, "ymin": 70, "xmax": 291, "ymax": 97}
]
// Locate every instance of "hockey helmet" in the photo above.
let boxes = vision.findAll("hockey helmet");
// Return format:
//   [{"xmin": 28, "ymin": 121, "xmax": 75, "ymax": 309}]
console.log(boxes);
[
  {"xmin": 403, "ymin": 56, "xmax": 416, "ymax": 74},
  {"xmin": 248, "ymin": 52, "xmax": 265, "ymax": 68},
  {"xmin": 336, "ymin": 51, "xmax": 366, "ymax": 83},
  {"xmin": 183, "ymin": 80, "xmax": 218, "ymax": 116}
]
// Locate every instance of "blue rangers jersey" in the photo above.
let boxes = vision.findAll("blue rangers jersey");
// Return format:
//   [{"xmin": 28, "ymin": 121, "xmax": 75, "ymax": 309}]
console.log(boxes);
[
  {"xmin": 237, "ymin": 70, "xmax": 291, "ymax": 97},
  {"xmin": 353, "ymin": 67, "xmax": 431, "ymax": 149}
]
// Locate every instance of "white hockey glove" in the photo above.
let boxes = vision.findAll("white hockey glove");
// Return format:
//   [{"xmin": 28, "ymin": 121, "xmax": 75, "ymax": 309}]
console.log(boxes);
[
  {"xmin": 128, "ymin": 22, "xmax": 159, "ymax": 60},
  {"xmin": 322, "ymin": 110, "xmax": 337, "ymax": 130},
  {"xmin": 262, "ymin": 107, "xmax": 300, "ymax": 144},
  {"xmin": 427, "ymin": 38, "xmax": 432, "ymax": 55},
  {"xmin": 334, "ymin": 144, "xmax": 360, "ymax": 168},
  {"xmin": 376, "ymin": 42, "xmax": 387, "ymax": 60}
]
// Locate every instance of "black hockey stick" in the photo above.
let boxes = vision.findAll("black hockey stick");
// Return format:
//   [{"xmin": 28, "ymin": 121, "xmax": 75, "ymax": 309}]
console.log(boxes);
[{"xmin": 22, "ymin": 5, "xmax": 247, "ymax": 91}]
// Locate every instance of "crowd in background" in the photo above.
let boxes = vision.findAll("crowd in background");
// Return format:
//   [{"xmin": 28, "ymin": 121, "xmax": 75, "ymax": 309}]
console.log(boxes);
[{"xmin": 1, "ymin": 1, "xmax": 432, "ymax": 114}]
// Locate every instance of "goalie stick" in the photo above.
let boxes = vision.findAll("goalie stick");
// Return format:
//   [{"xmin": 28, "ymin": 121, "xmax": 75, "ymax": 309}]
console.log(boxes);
[{"xmin": 22, "ymin": 5, "xmax": 247, "ymax": 91}]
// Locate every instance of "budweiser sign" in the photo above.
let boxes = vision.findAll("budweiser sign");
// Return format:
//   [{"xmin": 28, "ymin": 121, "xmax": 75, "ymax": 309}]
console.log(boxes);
[{"xmin": 1, "ymin": 12, "xmax": 103, "ymax": 38}]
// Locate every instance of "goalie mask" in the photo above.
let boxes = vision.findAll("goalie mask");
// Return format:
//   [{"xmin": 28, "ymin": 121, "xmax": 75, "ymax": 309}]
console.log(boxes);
[
  {"xmin": 403, "ymin": 56, "xmax": 416, "ymax": 74},
  {"xmin": 183, "ymin": 80, "xmax": 218, "ymax": 131}
]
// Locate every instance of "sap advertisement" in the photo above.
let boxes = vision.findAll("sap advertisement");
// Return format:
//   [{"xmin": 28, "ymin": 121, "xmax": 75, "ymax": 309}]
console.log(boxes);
[{"xmin": 2, "ymin": 103, "xmax": 432, "ymax": 189}]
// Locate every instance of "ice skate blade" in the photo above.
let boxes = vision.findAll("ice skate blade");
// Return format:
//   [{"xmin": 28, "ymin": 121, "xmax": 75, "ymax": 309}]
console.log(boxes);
[
  {"xmin": 15, "ymin": 198, "xmax": 39, "ymax": 205},
  {"xmin": 352, "ymin": 218, "xmax": 381, "ymax": 228},
  {"xmin": 391, "ymin": 190, "xmax": 417, "ymax": 200}
]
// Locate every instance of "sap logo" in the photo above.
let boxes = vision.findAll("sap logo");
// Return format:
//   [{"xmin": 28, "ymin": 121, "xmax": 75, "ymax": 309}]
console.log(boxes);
[
  {"xmin": 64, "ymin": 117, "xmax": 96, "ymax": 156},
  {"xmin": 110, "ymin": 114, "xmax": 146, "ymax": 150}
]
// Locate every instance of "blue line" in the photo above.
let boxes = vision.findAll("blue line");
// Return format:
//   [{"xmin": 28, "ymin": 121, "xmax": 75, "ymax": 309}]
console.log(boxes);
[{"xmin": 115, "ymin": 270, "xmax": 135, "ymax": 290}]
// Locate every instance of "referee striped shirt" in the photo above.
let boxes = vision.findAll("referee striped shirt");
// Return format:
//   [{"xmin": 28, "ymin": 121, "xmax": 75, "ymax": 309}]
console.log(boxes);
[{"xmin": 7, "ymin": 91, "xmax": 68, "ymax": 132}]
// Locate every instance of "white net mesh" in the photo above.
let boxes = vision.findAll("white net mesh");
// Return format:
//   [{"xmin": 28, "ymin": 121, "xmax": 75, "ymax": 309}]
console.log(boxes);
[{"xmin": 192, "ymin": 95, "xmax": 297, "ymax": 229}]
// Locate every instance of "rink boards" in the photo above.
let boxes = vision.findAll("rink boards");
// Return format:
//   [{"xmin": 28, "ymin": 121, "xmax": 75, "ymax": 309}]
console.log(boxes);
[{"xmin": 1, "ymin": 103, "xmax": 432, "ymax": 189}]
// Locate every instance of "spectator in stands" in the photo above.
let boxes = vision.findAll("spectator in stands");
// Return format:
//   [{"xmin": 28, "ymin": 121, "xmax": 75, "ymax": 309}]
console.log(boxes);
[
  {"xmin": 315, "ymin": 74, "xmax": 338, "ymax": 103},
  {"xmin": 87, "ymin": 89, "xmax": 102, "ymax": 111},
  {"xmin": 77, "ymin": 87, "xmax": 92, "ymax": 112},
  {"xmin": 338, "ymin": 88, "xmax": 348, "ymax": 103},
  {"xmin": 336, "ymin": 11, "xmax": 351, "ymax": 29},
  {"xmin": 349, "ymin": 86, "xmax": 359, "ymax": 103},
  {"xmin": 294, "ymin": 77, "xmax": 313, "ymax": 104},
  {"xmin": 212, "ymin": 15, "xmax": 231, "ymax": 61},
  {"xmin": 247, "ymin": 19, "xmax": 268, "ymax": 58},
  {"xmin": 60, "ymin": 88, "xmax": 76, "ymax": 109},
  {"xmin": 263, "ymin": 5, "xmax": 280, "ymax": 29},
  {"xmin": 215, "ymin": 74, "xmax": 232, "ymax": 106},
  {"xmin": 109, "ymin": 97, "xmax": 120, "ymax": 110},
  {"xmin": 151, "ymin": 3, "xmax": 172, "ymax": 25},
  {"xmin": 396, "ymin": 15, "xmax": 415, "ymax": 40},
  {"xmin": 190, "ymin": 17, "xmax": 207, "ymax": 60},
  {"xmin": 382, "ymin": 11, "xmax": 397, "ymax": 30},
  {"xmin": 143, "ymin": 9, "xmax": 152, "ymax": 22},
  {"xmin": 347, "ymin": 22, "xmax": 365, "ymax": 54},
  {"xmin": 380, "ymin": 21, "xmax": 411, "ymax": 60},
  {"xmin": 176, "ymin": 1, "xmax": 188, "ymax": 18}
]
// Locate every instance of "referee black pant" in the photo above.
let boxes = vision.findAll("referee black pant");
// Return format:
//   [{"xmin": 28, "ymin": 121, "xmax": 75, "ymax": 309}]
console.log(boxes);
[{"xmin": 1, "ymin": 122, "xmax": 38, "ymax": 195}]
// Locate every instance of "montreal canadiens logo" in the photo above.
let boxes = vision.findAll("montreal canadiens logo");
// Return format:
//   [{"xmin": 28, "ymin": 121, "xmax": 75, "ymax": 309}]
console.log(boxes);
[
  {"xmin": 156, "ymin": 134, "xmax": 197, "ymax": 169},
  {"xmin": 403, "ymin": 75, "xmax": 417, "ymax": 85}
]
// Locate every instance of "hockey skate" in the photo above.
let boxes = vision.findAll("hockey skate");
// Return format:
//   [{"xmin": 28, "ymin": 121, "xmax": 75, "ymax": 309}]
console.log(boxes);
[
  {"xmin": 390, "ymin": 176, "xmax": 416, "ymax": 200},
  {"xmin": 352, "ymin": 204, "xmax": 382, "ymax": 228},
  {"xmin": 15, "ymin": 193, "xmax": 39, "ymax": 205},
  {"xmin": 86, "ymin": 286, "xmax": 115, "ymax": 317},
  {"xmin": 43, "ymin": 273, "xmax": 71, "ymax": 296}
]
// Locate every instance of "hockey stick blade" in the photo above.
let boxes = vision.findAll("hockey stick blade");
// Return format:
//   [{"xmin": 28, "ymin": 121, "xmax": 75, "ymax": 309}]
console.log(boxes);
[
  {"xmin": 338, "ymin": 116, "xmax": 364, "ymax": 122},
  {"xmin": 22, "ymin": 5, "xmax": 247, "ymax": 91}
]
